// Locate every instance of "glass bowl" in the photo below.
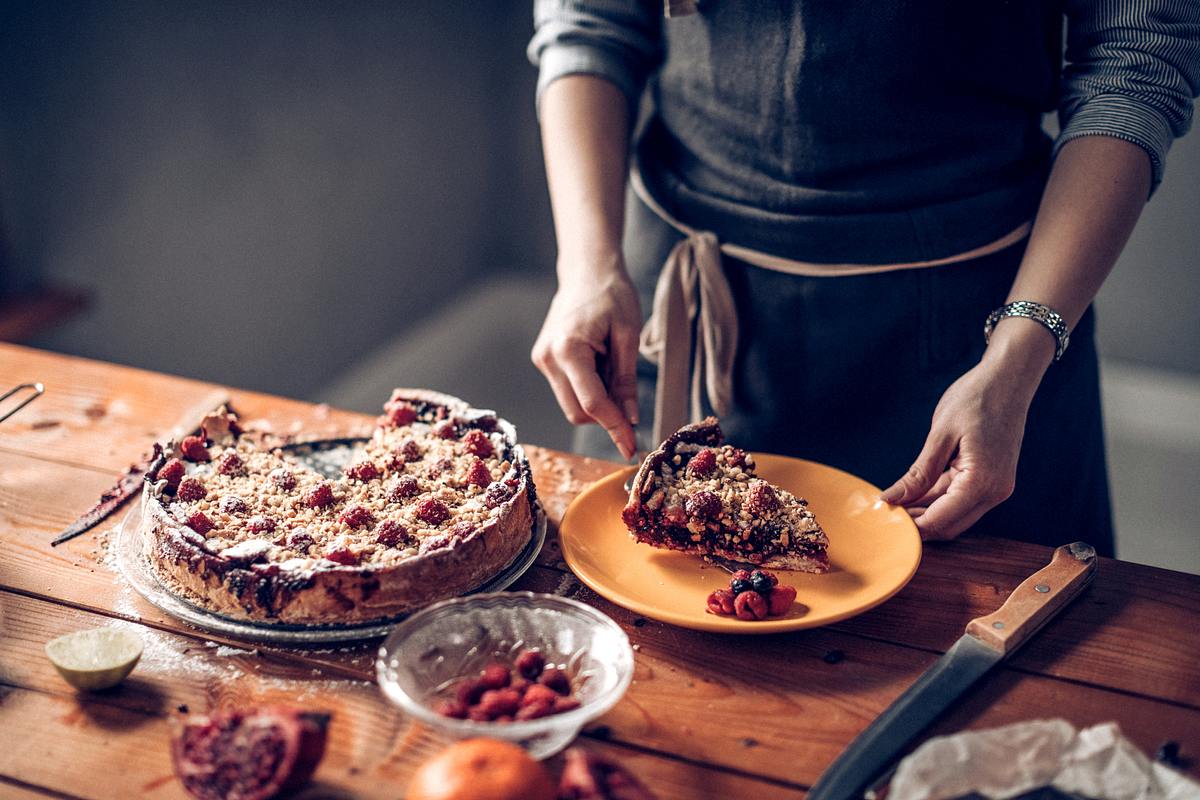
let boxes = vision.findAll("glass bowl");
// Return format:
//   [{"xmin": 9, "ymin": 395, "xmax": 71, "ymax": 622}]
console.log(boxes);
[{"xmin": 376, "ymin": 591, "xmax": 634, "ymax": 759}]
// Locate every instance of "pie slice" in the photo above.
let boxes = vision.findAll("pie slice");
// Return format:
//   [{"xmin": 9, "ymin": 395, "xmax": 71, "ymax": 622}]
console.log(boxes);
[{"xmin": 622, "ymin": 417, "xmax": 829, "ymax": 572}]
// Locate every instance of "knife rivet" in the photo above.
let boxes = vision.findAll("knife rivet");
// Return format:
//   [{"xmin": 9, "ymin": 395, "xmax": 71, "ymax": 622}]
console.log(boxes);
[
  {"xmin": 992, "ymin": 621, "xmax": 1005, "ymax": 629},
  {"xmin": 1035, "ymin": 583, "xmax": 1050, "ymax": 593}
]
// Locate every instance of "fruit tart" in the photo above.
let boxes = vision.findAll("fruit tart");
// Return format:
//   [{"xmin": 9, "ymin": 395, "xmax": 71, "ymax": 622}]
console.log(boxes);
[
  {"xmin": 139, "ymin": 389, "xmax": 536, "ymax": 625},
  {"xmin": 622, "ymin": 417, "xmax": 829, "ymax": 572}
]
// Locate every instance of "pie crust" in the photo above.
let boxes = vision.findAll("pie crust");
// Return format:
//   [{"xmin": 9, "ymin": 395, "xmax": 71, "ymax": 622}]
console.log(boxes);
[
  {"xmin": 139, "ymin": 389, "xmax": 536, "ymax": 625},
  {"xmin": 622, "ymin": 417, "xmax": 829, "ymax": 572}
]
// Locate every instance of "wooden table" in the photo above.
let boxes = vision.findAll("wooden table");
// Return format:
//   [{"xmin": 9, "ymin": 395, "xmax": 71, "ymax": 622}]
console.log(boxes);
[{"xmin": 1, "ymin": 342, "xmax": 1197, "ymax": 799}]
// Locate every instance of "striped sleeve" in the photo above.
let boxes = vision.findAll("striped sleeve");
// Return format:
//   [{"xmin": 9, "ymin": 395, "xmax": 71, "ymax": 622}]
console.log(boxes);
[
  {"xmin": 527, "ymin": 0, "xmax": 662, "ymax": 116},
  {"xmin": 1057, "ymin": 0, "xmax": 1200, "ymax": 194}
]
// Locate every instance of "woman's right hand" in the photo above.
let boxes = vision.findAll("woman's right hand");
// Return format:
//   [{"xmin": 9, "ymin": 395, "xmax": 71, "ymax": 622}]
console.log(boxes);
[{"xmin": 531, "ymin": 254, "xmax": 642, "ymax": 460}]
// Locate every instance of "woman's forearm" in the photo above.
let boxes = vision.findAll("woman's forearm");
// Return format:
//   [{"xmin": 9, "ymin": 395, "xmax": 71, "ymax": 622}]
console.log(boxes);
[
  {"xmin": 985, "ymin": 136, "xmax": 1152, "ymax": 373},
  {"xmin": 539, "ymin": 75, "xmax": 632, "ymax": 280}
]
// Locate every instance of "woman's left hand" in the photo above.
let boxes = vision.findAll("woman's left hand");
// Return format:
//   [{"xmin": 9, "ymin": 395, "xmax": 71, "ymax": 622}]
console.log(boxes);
[{"xmin": 880, "ymin": 322, "xmax": 1054, "ymax": 540}]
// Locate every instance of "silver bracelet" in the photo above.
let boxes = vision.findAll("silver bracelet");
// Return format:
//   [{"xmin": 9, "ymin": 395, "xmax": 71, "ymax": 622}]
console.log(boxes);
[{"xmin": 983, "ymin": 301, "xmax": 1070, "ymax": 362}]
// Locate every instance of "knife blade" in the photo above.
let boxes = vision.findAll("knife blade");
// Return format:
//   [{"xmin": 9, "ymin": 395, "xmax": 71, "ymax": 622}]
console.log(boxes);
[
  {"xmin": 50, "ymin": 389, "xmax": 232, "ymax": 546},
  {"xmin": 807, "ymin": 541, "xmax": 1098, "ymax": 800}
]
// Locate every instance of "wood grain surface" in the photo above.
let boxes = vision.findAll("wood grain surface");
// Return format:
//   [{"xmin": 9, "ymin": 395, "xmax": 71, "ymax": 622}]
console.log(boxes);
[{"xmin": 2, "ymin": 342, "xmax": 1198, "ymax": 799}]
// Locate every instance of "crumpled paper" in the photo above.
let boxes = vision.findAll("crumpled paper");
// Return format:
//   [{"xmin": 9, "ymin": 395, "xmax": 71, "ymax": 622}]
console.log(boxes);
[{"xmin": 887, "ymin": 719, "xmax": 1200, "ymax": 800}]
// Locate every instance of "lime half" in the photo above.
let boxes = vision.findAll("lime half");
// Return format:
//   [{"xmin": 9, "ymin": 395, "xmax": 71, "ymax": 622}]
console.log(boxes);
[{"xmin": 45, "ymin": 627, "xmax": 144, "ymax": 691}]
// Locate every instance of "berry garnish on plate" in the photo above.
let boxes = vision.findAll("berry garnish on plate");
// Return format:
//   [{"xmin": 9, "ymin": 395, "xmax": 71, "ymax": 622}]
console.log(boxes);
[{"xmin": 706, "ymin": 568, "xmax": 796, "ymax": 620}]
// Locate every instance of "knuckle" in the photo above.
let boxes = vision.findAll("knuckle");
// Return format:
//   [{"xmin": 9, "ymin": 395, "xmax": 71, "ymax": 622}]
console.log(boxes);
[
  {"xmin": 578, "ymin": 395, "xmax": 603, "ymax": 416},
  {"xmin": 565, "ymin": 409, "xmax": 589, "ymax": 425}
]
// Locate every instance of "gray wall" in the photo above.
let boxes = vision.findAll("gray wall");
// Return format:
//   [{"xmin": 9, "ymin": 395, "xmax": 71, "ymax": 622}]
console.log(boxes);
[
  {"xmin": 1, "ymin": 1, "xmax": 554, "ymax": 398},
  {"xmin": 2, "ymin": 1, "xmax": 1197, "ymax": 394}
]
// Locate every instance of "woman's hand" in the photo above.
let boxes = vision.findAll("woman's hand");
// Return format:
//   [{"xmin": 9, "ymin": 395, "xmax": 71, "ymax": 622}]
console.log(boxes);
[
  {"xmin": 880, "ymin": 319, "xmax": 1054, "ymax": 540},
  {"xmin": 532, "ymin": 257, "xmax": 642, "ymax": 460}
]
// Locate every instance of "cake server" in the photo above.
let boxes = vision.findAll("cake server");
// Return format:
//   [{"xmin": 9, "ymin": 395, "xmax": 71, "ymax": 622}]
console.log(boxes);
[{"xmin": 807, "ymin": 541, "xmax": 1098, "ymax": 800}]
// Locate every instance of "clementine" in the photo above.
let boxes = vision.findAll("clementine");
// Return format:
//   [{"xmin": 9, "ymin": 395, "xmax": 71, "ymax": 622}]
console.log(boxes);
[{"xmin": 406, "ymin": 738, "xmax": 556, "ymax": 800}]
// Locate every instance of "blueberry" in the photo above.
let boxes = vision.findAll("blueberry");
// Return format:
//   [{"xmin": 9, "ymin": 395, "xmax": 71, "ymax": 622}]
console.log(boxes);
[
  {"xmin": 730, "ymin": 578, "xmax": 752, "ymax": 595},
  {"xmin": 750, "ymin": 572, "xmax": 773, "ymax": 595}
]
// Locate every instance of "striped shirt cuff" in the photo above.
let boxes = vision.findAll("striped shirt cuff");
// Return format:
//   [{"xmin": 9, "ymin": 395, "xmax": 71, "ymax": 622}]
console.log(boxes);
[
  {"xmin": 534, "ymin": 43, "xmax": 641, "ymax": 117},
  {"xmin": 1055, "ymin": 93, "xmax": 1176, "ymax": 195}
]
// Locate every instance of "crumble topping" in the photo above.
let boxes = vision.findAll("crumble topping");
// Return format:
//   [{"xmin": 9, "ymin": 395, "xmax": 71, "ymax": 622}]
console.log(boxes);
[{"xmin": 154, "ymin": 411, "xmax": 521, "ymax": 570}]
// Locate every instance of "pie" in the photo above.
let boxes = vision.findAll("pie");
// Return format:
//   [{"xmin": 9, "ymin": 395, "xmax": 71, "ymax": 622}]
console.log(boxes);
[
  {"xmin": 622, "ymin": 417, "xmax": 829, "ymax": 572},
  {"xmin": 139, "ymin": 389, "xmax": 536, "ymax": 625}
]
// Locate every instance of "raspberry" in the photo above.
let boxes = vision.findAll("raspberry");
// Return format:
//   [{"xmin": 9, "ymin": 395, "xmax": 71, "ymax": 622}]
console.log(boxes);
[
  {"xmin": 476, "ymin": 688, "xmax": 521, "ymax": 719},
  {"xmin": 510, "ymin": 677, "xmax": 532, "ymax": 696},
  {"xmin": 304, "ymin": 482, "xmax": 335, "ymax": 509},
  {"xmin": 514, "ymin": 650, "xmax": 545, "ymax": 680},
  {"xmin": 269, "ymin": 468, "xmax": 296, "ymax": 491},
  {"xmin": 768, "ymin": 585, "xmax": 797, "ymax": 616},
  {"xmin": 344, "ymin": 460, "xmax": 381, "ymax": 482},
  {"xmin": 685, "ymin": 490, "xmax": 721, "ymax": 520},
  {"xmin": 387, "ymin": 475, "xmax": 420, "ymax": 502},
  {"xmin": 466, "ymin": 459, "xmax": 492, "ymax": 488},
  {"xmin": 217, "ymin": 451, "xmax": 245, "ymax": 476},
  {"xmin": 746, "ymin": 480, "xmax": 779, "ymax": 515},
  {"xmin": 522, "ymin": 683, "xmax": 559, "ymax": 708},
  {"xmin": 176, "ymin": 478, "xmax": 206, "ymax": 503},
  {"xmin": 338, "ymin": 504, "xmax": 375, "ymax": 529},
  {"xmin": 466, "ymin": 707, "xmax": 492, "ymax": 722},
  {"xmin": 185, "ymin": 512, "xmax": 215, "ymax": 535},
  {"xmin": 397, "ymin": 440, "xmax": 422, "ymax": 463},
  {"xmin": 287, "ymin": 530, "xmax": 315, "ymax": 552},
  {"xmin": 375, "ymin": 519, "xmax": 411, "ymax": 548},
  {"xmin": 484, "ymin": 481, "xmax": 513, "ymax": 509},
  {"xmin": 515, "ymin": 701, "xmax": 554, "ymax": 721},
  {"xmin": 706, "ymin": 589, "xmax": 736, "ymax": 616},
  {"xmin": 415, "ymin": 498, "xmax": 450, "ymax": 525},
  {"xmin": 219, "ymin": 495, "xmax": 247, "ymax": 514},
  {"xmin": 383, "ymin": 401, "xmax": 417, "ymax": 427},
  {"xmin": 324, "ymin": 547, "xmax": 359, "ymax": 565},
  {"xmin": 727, "ymin": 448, "xmax": 749, "ymax": 468},
  {"xmin": 687, "ymin": 448, "xmax": 717, "ymax": 478},
  {"xmin": 434, "ymin": 420, "xmax": 458, "ymax": 440},
  {"xmin": 734, "ymin": 590, "xmax": 769, "ymax": 621},
  {"xmin": 435, "ymin": 700, "xmax": 468, "ymax": 719},
  {"xmin": 480, "ymin": 663, "xmax": 511, "ymax": 691},
  {"xmin": 449, "ymin": 521, "xmax": 476, "ymax": 539},
  {"xmin": 455, "ymin": 678, "xmax": 487, "ymax": 707},
  {"xmin": 158, "ymin": 458, "xmax": 186, "ymax": 490},
  {"xmin": 245, "ymin": 515, "xmax": 277, "ymax": 534},
  {"xmin": 462, "ymin": 430, "xmax": 494, "ymax": 458},
  {"xmin": 731, "ymin": 569, "xmax": 753, "ymax": 582},
  {"xmin": 553, "ymin": 696, "xmax": 581, "ymax": 714},
  {"xmin": 539, "ymin": 667, "xmax": 571, "ymax": 695},
  {"xmin": 180, "ymin": 434, "xmax": 211, "ymax": 463}
]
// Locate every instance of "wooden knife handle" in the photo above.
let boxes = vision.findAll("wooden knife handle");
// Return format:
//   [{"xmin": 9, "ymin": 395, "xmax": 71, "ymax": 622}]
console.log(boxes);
[{"xmin": 965, "ymin": 542, "xmax": 1097, "ymax": 655}]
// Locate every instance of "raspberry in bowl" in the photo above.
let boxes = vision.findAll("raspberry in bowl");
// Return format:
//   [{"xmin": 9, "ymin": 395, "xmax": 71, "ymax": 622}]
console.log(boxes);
[{"xmin": 375, "ymin": 592, "xmax": 634, "ymax": 759}]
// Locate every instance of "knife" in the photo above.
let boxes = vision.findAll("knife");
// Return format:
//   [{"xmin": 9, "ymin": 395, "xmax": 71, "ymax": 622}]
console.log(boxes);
[
  {"xmin": 807, "ymin": 541, "xmax": 1098, "ymax": 800},
  {"xmin": 50, "ymin": 389, "xmax": 232, "ymax": 546}
]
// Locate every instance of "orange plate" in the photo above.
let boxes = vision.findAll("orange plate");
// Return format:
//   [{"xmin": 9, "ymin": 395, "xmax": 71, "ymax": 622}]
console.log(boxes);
[{"xmin": 559, "ymin": 454, "xmax": 922, "ymax": 634}]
